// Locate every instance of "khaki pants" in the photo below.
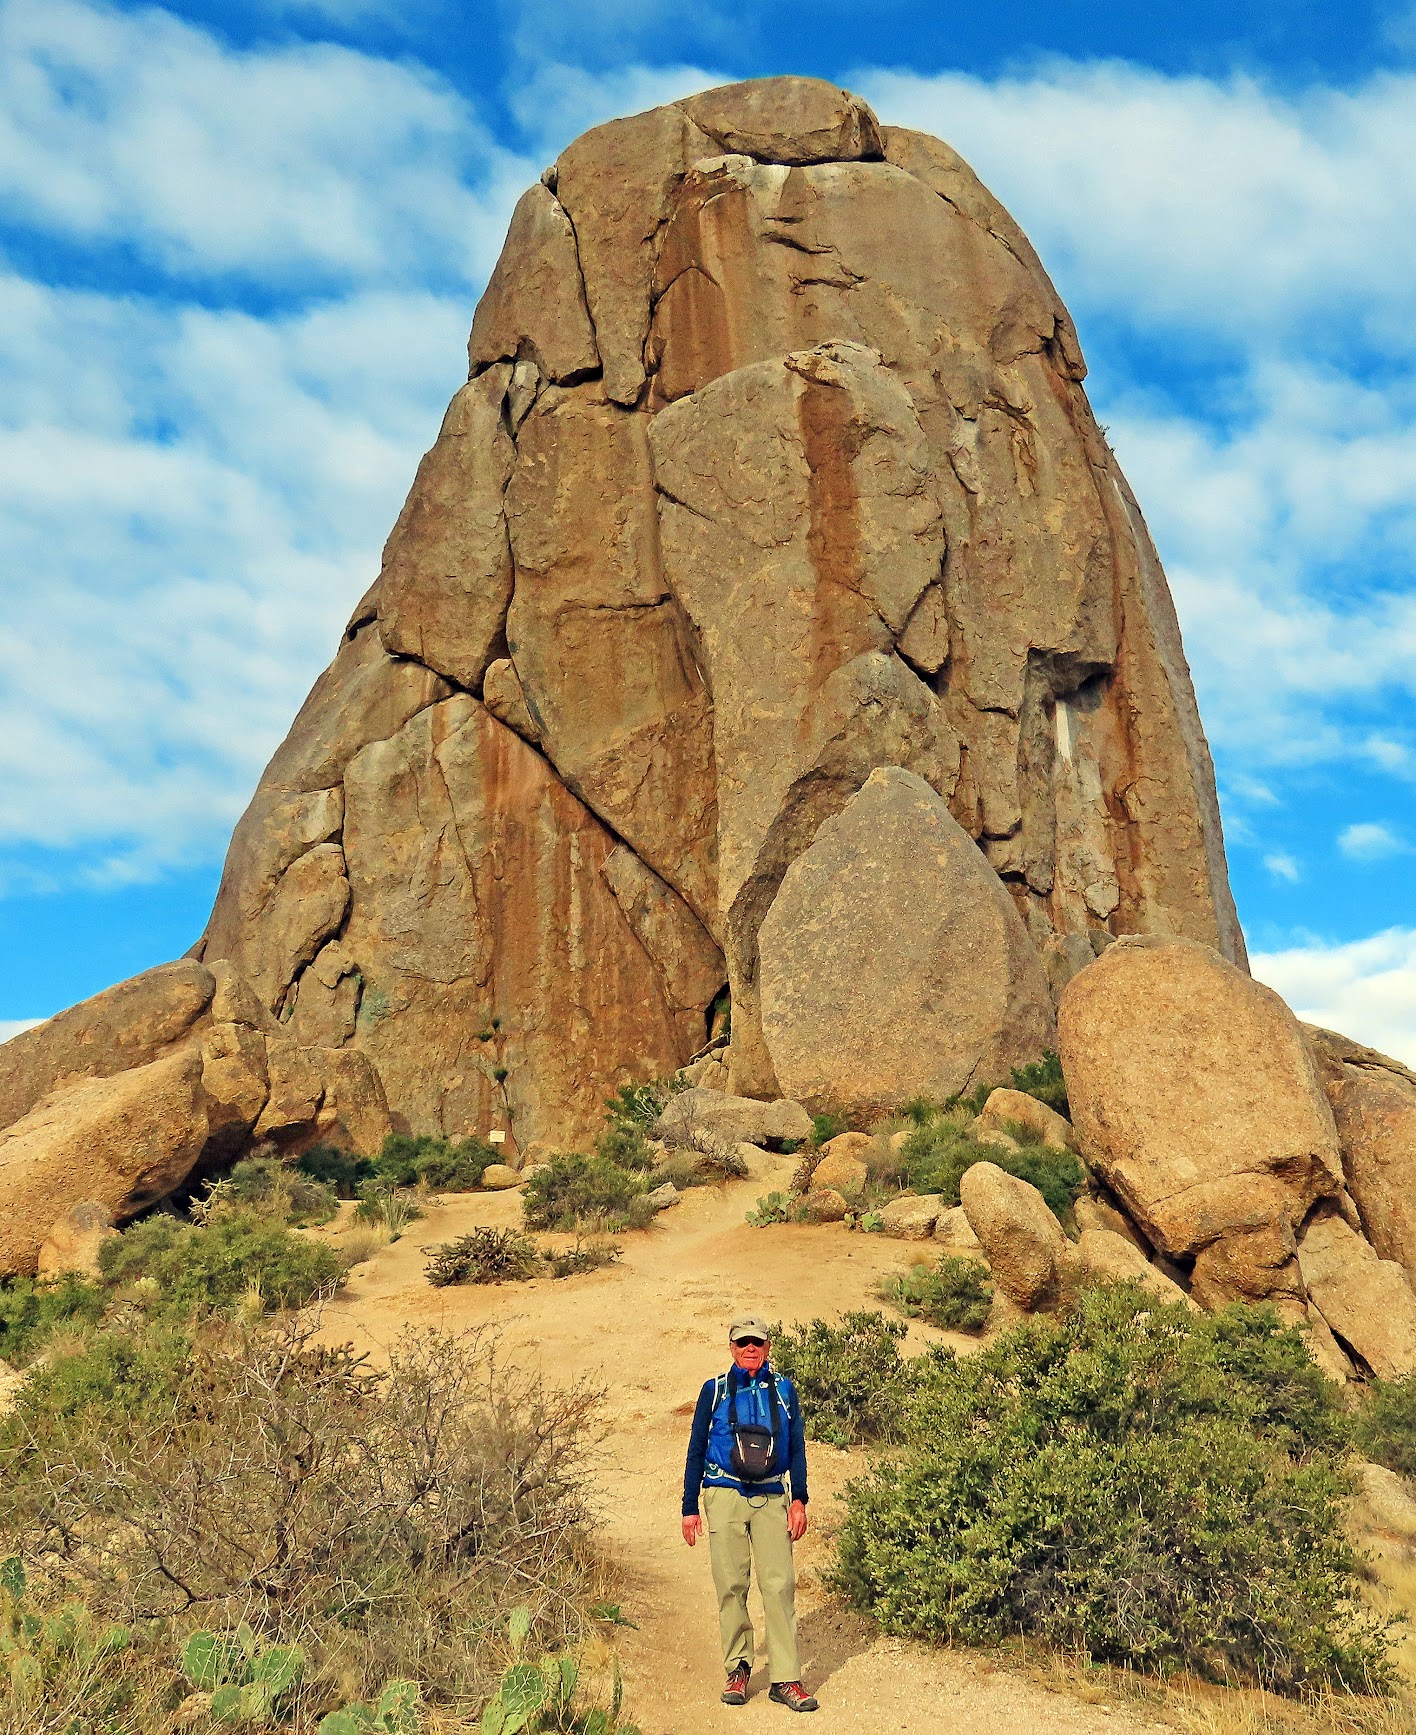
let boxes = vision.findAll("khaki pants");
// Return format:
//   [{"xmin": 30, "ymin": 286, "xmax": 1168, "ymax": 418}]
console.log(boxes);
[{"xmin": 701, "ymin": 1485, "xmax": 800, "ymax": 1683}]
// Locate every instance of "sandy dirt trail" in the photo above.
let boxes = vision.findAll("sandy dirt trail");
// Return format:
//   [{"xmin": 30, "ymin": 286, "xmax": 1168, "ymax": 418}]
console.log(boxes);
[{"xmin": 315, "ymin": 1158, "xmax": 1169, "ymax": 1735}]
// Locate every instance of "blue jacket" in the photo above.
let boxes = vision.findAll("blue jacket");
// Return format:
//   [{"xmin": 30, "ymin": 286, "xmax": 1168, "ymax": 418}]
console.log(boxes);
[{"xmin": 682, "ymin": 1364, "xmax": 808, "ymax": 1516}]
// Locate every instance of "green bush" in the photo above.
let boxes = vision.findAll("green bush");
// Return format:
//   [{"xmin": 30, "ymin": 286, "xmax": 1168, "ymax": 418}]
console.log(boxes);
[
  {"xmin": 371, "ymin": 1132, "xmax": 498, "ymax": 1191},
  {"xmin": 522, "ymin": 1154, "xmax": 652, "ymax": 1232},
  {"xmin": 595, "ymin": 1124, "xmax": 656, "ymax": 1172},
  {"xmin": 0, "ymin": 1274, "xmax": 105, "ymax": 1368},
  {"xmin": 295, "ymin": 1143, "xmax": 375, "ymax": 1198},
  {"xmin": 834, "ymin": 1285, "xmax": 1383, "ymax": 1692},
  {"xmin": 767, "ymin": 1312, "xmax": 913, "ymax": 1447},
  {"xmin": 97, "ymin": 1210, "xmax": 344, "ymax": 1314},
  {"xmin": 810, "ymin": 1112, "xmax": 848, "ymax": 1146},
  {"xmin": 883, "ymin": 1256, "xmax": 992, "ymax": 1333},
  {"xmin": 900, "ymin": 1121, "xmax": 1084, "ymax": 1219},
  {"xmin": 425, "ymin": 1229, "xmax": 540, "ymax": 1287},
  {"xmin": 16, "ymin": 1328, "xmax": 190, "ymax": 1426},
  {"xmin": 605, "ymin": 1074, "xmax": 684, "ymax": 1134},
  {"xmin": 1009, "ymin": 1049, "xmax": 1069, "ymax": 1115},
  {"xmin": 201, "ymin": 1155, "xmax": 338, "ymax": 1226},
  {"xmin": 1354, "ymin": 1374, "xmax": 1416, "ymax": 1481}
]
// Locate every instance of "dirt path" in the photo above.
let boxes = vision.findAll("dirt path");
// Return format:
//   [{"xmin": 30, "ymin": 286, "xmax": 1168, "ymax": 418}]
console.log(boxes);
[{"xmin": 314, "ymin": 1160, "xmax": 1170, "ymax": 1735}]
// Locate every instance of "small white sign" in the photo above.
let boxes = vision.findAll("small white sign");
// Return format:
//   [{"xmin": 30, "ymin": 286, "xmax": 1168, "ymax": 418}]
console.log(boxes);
[{"xmin": 488, "ymin": 1129, "xmax": 506, "ymax": 1145}]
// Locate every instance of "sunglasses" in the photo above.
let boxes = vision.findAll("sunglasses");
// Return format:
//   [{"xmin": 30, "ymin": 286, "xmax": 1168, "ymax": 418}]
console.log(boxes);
[{"xmin": 734, "ymin": 1337, "xmax": 767, "ymax": 1349}]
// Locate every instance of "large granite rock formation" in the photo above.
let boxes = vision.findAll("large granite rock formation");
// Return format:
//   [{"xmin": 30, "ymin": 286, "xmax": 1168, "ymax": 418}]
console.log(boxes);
[
  {"xmin": 1, "ymin": 77, "xmax": 1253, "ymax": 1266},
  {"xmin": 1058, "ymin": 937, "xmax": 1344, "ymax": 1312},
  {"xmin": 193, "ymin": 75, "xmax": 1242, "ymax": 1139}
]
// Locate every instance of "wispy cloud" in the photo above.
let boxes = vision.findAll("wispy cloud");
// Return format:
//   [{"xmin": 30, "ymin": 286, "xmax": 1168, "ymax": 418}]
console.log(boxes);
[
  {"xmin": 1338, "ymin": 821, "xmax": 1408, "ymax": 861},
  {"xmin": 1264, "ymin": 853, "xmax": 1301, "ymax": 882},
  {"xmin": 0, "ymin": 1017, "xmax": 43, "ymax": 1043},
  {"xmin": 1251, "ymin": 927, "xmax": 1416, "ymax": 1066},
  {"xmin": 0, "ymin": 0, "xmax": 530, "ymax": 285}
]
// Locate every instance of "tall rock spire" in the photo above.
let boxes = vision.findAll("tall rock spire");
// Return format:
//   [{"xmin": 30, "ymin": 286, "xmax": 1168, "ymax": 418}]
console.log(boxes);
[{"xmin": 192, "ymin": 75, "xmax": 1242, "ymax": 1143}]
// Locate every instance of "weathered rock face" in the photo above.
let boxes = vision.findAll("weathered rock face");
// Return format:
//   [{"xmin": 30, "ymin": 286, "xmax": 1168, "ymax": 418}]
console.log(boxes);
[
  {"xmin": 759, "ymin": 768, "xmax": 1055, "ymax": 1117},
  {"xmin": 959, "ymin": 1161, "xmax": 1066, "ymax": 1309},
  {"xmin": 1306, "ymin": 1025, "xmax": 1416, "ymax": 1285},
  {"xmin": 1297, "ymin": 1214, "xmax": 1416, "ymax": 1380},
  {"xmin": 1058, "ymin": 937, "xmax": 1344, "ymax": 1306},
  {"xmin": 0, "ymin": 955, "xmax": 388, "ymax": 1276},
  {"xmin": 16, "ymin": 76, "xmax": 1246, "ymax": 1191}
]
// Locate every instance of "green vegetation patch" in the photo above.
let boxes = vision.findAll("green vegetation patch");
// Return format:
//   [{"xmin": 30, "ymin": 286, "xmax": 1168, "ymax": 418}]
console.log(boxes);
[
  {"xmin": 899, "ymin": 1118, "xmax": 1084, "ymax": 1219},
  {"xmin": 882, "ymin": 1255, "xmax": 992, "ymax": 1333},
  {"xmin": 833, "ymin": 1284, "xmax": 1384, "ymax": 1693},
  {"xmin": 97, "ymin": 1209, "xmax": 344, "ymax": 1315},
  {"xmin": 1354, "ymin": 1374, "xmax": 1416, "ymax": 1481}
]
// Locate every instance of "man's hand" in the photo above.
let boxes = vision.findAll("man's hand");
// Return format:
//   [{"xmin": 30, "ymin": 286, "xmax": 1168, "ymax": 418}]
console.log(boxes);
[
  {"xmin": 682, "ymin": 1514, "xmax": 704, "ymax": 1546},
  {"xmin": 787, "ymin": 1500, "xmax": 808, "ymax": 1542}
]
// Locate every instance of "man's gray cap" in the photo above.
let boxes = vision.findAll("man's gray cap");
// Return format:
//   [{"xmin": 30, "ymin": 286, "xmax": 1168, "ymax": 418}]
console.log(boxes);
[{"xmin": 728, "ymin": 1315, "xmax": 771, "ymax": 1342}]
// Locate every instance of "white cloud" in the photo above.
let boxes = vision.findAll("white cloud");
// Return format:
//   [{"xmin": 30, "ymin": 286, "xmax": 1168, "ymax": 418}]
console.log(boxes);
[
  {"xmin": 857, "ymin": 62, "xmax": 1416, "ymax": 353},
  {"xmin": 0, "ymin": 0, "xmax": 532, "ymax": 284},
  {"xmin": 1264, "ymin": 853, "xmax": 1301, "ymax": 882},
  {"xmin": 1338, "ymin": 821, "xmax": 1408, "ymax": 861},
  {"xmin": 0, "ymin": 275, "xmax": 472, "ymax": 879},
  {"xmin": 1251, "ymin": 928, "xmax": 1416, "ymax": 1067},
  {"xmin": 852, "ymin": 64, "xmax": 1416, "ymax": 775},
  {"xmin": 503, "ymin": 60, "xmax": 726, "ymax": 161},
  {"xmin": 0, "ymin": 1017, "xmax": 43, "ymax": 1044}
]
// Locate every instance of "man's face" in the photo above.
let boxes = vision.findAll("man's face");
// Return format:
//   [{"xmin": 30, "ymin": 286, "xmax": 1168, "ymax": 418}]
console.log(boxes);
[{"xmin": 731, "ymin": 1335, "xmax": 769, "ymax": 1374}]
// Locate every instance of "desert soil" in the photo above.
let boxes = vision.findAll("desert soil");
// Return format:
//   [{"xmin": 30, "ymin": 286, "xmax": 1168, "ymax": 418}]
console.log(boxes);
[{"xmin": 314, "ymin": 1155, "xmax": 1171, "ymax": 1735}]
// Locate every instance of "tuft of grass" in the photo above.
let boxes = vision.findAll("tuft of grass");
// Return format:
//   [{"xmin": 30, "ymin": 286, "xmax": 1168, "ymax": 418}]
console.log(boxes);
[
  {"xmin": 338, "ymin": 1223, "xmax": 391, "ymax": 1268},
  {"xmin": 544, "ymin": 1239, "xmax": 624, "ymax": 1279},
  {"xmin": 353, "ymin": 1180, "xmax": 423, "ymax": 1237}
]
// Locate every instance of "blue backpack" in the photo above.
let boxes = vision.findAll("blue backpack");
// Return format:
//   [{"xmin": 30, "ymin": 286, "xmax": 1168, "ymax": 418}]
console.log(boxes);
[{"xmin": 717, "ymin": 1365, "xmax": 784, "ymax": 1482}]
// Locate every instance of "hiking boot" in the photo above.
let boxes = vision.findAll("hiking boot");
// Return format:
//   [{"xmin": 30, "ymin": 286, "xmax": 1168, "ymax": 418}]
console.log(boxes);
[
  {"xmin": 721, "ymin": 1664, "xmax": 751, "ymax": 1705},
  {"xmin": 769, "ymin": 1681, "xmax": 818, "ymax": 1713}
]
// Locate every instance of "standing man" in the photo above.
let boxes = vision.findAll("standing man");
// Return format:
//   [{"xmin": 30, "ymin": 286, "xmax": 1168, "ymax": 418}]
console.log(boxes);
[{"xmin": 681, "ymin": 1315, "xmax": 818, "ymax": 1713}]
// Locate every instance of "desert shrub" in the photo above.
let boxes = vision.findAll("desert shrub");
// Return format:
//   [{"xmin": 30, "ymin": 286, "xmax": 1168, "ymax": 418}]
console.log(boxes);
[
  {"xmin": 296, "ymin": 1142, "xmax": 375, "ymax": 1198},
  {"xmin": 834, "ymin": 1285, "xmax": 1383, "ymax": 1692},
  {"xmin": 594, "ymin": 1124, "xmax": 656, "ymax": 1172},
  {"xmin": 1010, "ymin": 1048, "xmax": 1069, "ymax": 1115},
  {"xmin": 354, "ymin": 1179, "xmax": 424, "ymax": 1236},
  {"xmin": 0, "ymin": 1274, "xmax": 105, "ymax": 1367},
  {"xmin": 1354, "ymin": 1375, "xmax": 1416, "ymax": 1482},
  {"xmin": 522, "ymin": 1154, "xmax": 652, "ymax": 1233},
  {"xmin": 767, "ymin": 1312, "xmax": 913, "ymax": 1447},
  {"xmin": 883, "ymin": 1255, "xmax": 992, "ymax": 1333},
  {"xmin": 97, "ymin": 1209, "xmax": 345, "ymax": 1314},
  {"xmin": 199, "ymin": 1155, "xmax": 339, "ymax": 1227},
  {"xmin": 0, "ymin": 1319, "xmax": 605, "ymax": 1713},
  {"xmin": 425, "ymin": 1228, "xmax": 540, "ymax": 1287},
  {"xmin": 16, "ymin": 1327, "xmax": 191, "ymax": 1427},
  {"xmin": 810, "ymin": 1112, "xmax": 848, "ymax": 1146},
  {"xmin": 372, "ymin": 1132, "xmax": 497, "ymax": 1192},
  {"xmin": 544, "ymin": 1239, "xmax": 624, "ymax": 1279},
  {"xmin": 605, "ymin": 1073, "xmax": 684, "ymax": 1134},
  {"xmin": 901, "ymin": 1096, "xmax": 944, "ymax": 1127},
  {"xmin": 899, "ymin": 1121, "xmax": 1084, "ymax": 1219}
]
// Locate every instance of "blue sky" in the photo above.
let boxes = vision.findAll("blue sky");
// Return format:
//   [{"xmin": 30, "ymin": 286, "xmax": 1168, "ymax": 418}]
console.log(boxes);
[{"xmin": 2, "ymin": 0, "xmax": 1415, "ymax": 1060}]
